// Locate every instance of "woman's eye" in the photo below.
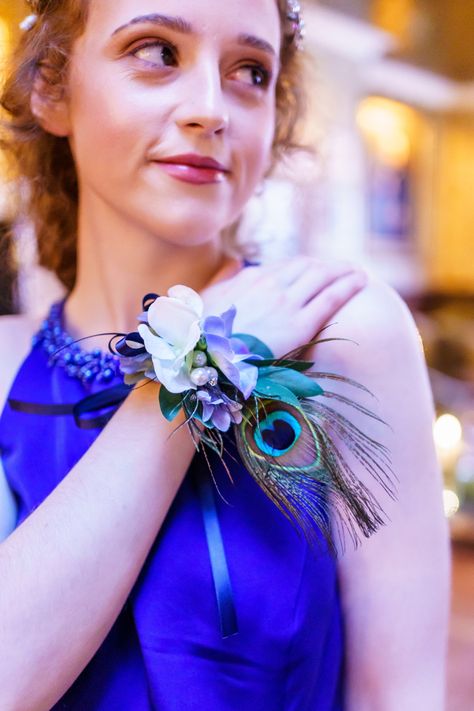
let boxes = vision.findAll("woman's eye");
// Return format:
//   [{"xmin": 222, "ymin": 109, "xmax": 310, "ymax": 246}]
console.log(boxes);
[
  {"xmin": 131, "ymin": 41, "xmax": 178, "ymax": 68},
  {"xmin": 231, "ymin": 65, "xmax": 272, "ymax": 89}
]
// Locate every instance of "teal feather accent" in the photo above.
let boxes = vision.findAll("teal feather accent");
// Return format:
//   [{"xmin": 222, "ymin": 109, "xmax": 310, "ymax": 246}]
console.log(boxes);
[
  {"xmin": 179, "ymin": 324, "xmax": 396, "ymax": 555},
  {"xmin": 253, "ymin": 409, "xmax": 303, "ymax": 457},
  {"xmin": 184, "ymin": 369, "xmax": 395, "ymax": 555},
  {"xmin": 234, "ymin": 385, "xmax": 394, "ymax": 554}
]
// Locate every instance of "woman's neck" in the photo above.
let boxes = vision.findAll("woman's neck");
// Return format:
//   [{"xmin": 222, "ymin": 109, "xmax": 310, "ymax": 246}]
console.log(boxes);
[{"xmin": 64, "ymin": 203, "xmax": 242, "ymax": 342}]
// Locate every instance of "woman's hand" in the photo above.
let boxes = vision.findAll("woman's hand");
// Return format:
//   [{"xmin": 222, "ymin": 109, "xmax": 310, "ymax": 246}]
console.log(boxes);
[{"xmin": 200, "ymin": 256, "xmax": 368, "ymax": 358}]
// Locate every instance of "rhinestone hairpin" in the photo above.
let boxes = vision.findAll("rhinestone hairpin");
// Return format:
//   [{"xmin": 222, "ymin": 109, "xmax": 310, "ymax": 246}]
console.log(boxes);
[
  {"xmin": 19, "ymin": 13, "xmax": 38, "ymax": 31},
  {"xmin": 20, "ymin": 0, "xmax": 43, "ymax": 30},
  {"xmin": 286, "ymin": 0, "xmax": 305, "ymax": 50}
]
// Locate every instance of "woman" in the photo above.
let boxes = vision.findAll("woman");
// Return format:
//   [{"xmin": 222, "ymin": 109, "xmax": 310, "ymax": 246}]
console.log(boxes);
[{"xmin": 0, "ymin": 1, "xmax": 449, "ymax": 709}]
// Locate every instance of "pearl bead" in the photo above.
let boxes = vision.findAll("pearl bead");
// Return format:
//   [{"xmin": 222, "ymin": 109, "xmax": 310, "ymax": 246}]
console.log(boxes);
[
  {"xmin": 205, "ymin": 367, "xmax": 219, "ymax": 386},
  {"xmin": 190, "ymin": 367, "xmax": 209, "ymax": 387},
  {"xmin": 192, "ymin": 351, "xmax": 207, "ymax": 367}
]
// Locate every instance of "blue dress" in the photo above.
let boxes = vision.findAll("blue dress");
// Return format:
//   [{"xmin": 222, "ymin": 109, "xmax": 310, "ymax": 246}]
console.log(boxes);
[{"xmin": 0, "ymin": 300, "xmax": 345, "ymax": 710}]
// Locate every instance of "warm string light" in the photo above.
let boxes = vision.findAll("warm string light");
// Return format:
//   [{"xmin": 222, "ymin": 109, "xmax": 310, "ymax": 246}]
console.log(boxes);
[
  {"xmin": 434, "ymin": 413, "xmax": 463, "ymax": 451},
  {"xmin": 434, "ymin": 414, "xmax": 464, "ymax": 519},
  {"xmin": 356, "ymin": 97, "xmax": 415, "ymax": 169},
  {"xmin": 443, "ymin": 489, "xmax": 460, "ymax": 518}
]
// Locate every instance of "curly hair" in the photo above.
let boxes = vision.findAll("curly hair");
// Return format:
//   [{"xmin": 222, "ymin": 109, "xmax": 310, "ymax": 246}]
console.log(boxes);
[{"xmin": 1, "ymin": 0, "xmax": 307, "ymax": 291}]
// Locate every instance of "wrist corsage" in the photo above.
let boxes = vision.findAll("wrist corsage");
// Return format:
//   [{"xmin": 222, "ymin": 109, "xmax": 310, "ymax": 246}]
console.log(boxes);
[
  {"xmin": 10, "ymin": 283, "xmax": 395, "ymax": 638},
  {"xmin": 109, "ymin": 285, "xmax": 394, "ymax": 554}
]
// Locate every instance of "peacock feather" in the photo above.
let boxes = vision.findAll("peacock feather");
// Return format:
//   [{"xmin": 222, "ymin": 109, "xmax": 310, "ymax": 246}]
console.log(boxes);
[
  {"xmin": 110, "ymin": 295, "xmax": 396, "ymax": 556},
  {"xmin": 180, "ymin": 334, "xmax": 396, "ymax": 556},
  {"xmin": 236, "ymin": 386, "xmax": 394, "ymax": 555}
]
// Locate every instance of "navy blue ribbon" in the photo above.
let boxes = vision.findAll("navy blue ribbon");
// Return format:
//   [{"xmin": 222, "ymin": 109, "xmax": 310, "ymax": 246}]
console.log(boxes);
[
  {"xmin": 9, "ymin": 384, "xmax": 132, "ymax": 430},
  {"xmin": 195, "ymin": 462, "xmax": 238, "ymax": 638},
  {"xmin": 9, "ymin": 386, "xmax": 239, "ymax": 638}
]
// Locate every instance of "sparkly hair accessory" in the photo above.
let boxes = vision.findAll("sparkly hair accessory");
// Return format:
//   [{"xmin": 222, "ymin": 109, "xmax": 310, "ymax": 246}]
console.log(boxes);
[
  {"xmin": 20, "ymin": 0, "xmax": 43, "ymax": 30},
  {"xmin": 19, "ymin": 13, "xmax": 38, "ymax": 31},
  {"xmin": 285, "ymin": 0, "xmax": 305, "ymax": 50},
  {"xmin": 20, "ymin": 0, "xmax": 52, "ymax": 29}
]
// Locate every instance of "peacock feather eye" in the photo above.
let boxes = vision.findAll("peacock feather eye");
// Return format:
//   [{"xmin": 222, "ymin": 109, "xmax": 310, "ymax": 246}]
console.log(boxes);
[
  {"xmin": 254, "ymin": 410, "xmax": 301, "ymax": 457},
  {"xmin": 239, "ymin": 400, "xmax": 324, "ymax": 472}
]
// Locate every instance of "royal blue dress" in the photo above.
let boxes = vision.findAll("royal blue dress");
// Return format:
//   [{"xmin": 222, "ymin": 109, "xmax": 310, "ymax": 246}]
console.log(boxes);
[{"xmin": 0, "ymin": 300, "xmax": 345, "ymax": 710}]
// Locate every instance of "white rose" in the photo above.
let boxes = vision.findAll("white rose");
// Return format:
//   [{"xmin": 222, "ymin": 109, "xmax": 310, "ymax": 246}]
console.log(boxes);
[{"xmin": 138, "ymin": 285, "xmax": 203, "ymax": 393}]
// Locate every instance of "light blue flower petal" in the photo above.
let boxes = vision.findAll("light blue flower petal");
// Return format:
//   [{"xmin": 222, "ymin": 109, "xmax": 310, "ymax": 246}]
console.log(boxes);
[
  {"xmin": 230, "ymin": 410, "xmax": 243, "ymax": 425},
  {"xmin": 203, "ymin": 315, "xmax": 225, "ymax": 337},
  {"xmin": 206, "ymin": 333, "xmax": 234, "ymax": 359},
  {"xmin": 229, "ymin": 336, "xmax": 250, "ymax": 355},
  {"xmin": 220, "ymin": 306, "xmax": 237, "ymax": 337},
  {"xmin": 211, "ymin": 406, "xmax": 231, "ymax": 432},
  {"xmin": 235, "ymin": 361, "xmax": 259, "ymax": 399},
  {"xmin": 209, "ymin": 352, "xmax": 241, "ymax": 389},
  {"xmin": 202, "ymin": 402, "xmax": 214, "ymax": 421}
]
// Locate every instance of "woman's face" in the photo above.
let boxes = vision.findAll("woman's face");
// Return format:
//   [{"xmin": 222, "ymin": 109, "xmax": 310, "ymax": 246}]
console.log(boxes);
[{"xmin": 64, "ymin": 0, "xmax": 282, "ymax": 246}]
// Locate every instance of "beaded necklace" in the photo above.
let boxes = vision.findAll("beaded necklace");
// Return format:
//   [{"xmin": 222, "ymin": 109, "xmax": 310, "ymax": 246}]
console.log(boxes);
[{"xmin": 33, "ymin": 299, "xmax": 122, "ymax": 387}]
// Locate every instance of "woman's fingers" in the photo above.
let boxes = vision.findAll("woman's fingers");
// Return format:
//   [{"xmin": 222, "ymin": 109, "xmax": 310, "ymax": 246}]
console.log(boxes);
[
  {"xmin": 300, "ymin": 270, "xmax": 368, "ymax": 331},
  {"xmin": 202, "ymin": 255, "xmax": 367, "ymax": 358},
  {"xmin": 270, "ymin": 256, "xmax": 313, "ymax": 286},
  {"xmin": 284, "ymin": 260, "xmax": 360, "ymax": 306}
]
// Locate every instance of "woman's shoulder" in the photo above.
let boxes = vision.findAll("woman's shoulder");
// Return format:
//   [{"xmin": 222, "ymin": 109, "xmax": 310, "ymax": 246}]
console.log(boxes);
[
  {"xmin": 314, "ymin": 274, "xmax": 421, "ymax": 375},
  {"xmin": 310, "ymin": 273, "xmax": 433, "ymax": 452},
  {"xmin": 0, "ymin": 314, "xmax": 42, "ymax": 415}
]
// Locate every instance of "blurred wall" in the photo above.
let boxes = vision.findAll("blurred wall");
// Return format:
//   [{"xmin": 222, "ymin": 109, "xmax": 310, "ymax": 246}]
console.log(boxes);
[{"xmin": 431, "ymin": 113, "xmax": 474, "ymax": 293}]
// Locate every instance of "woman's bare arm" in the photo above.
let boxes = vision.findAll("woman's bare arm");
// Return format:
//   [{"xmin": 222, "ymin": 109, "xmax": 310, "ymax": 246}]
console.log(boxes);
[
  {"xmin": 0, "ymin": 378, "xmax": 198, "ymax": 711},
  {"xmin": 310, "ymin": 278, "xmax": 450, "ymax": 711},
  {"xmin": 0, "ymin": 258, "xmax": 367, "ymax": 710},
  {"xmin": 0, "ymin": 311, "xmax": 202, "ymax": 711}
]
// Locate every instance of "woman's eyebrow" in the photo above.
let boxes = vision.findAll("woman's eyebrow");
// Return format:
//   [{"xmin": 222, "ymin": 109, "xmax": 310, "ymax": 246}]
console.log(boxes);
[
  {"xmin": 111, "ymin": 14, "xmax": 193, "ymax": 38},
  {"xmin": 110, "ymin": 13, "xmax": 276, "ymax": 57},
  {"xmin": 237, "ymin": 34, "xmax": 276, "ymax": 58}
]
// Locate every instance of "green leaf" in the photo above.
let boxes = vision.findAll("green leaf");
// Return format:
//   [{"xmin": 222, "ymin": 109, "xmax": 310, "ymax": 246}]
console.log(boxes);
[
  {"xmin": 257, "ymin": 367, "xmax": 323, "ymax": 398},
  {"xmin": 159, "ymin": 386, "xmax": 184, "ymax": 422},
  {"xmin": 253, "ymin": 358, "xmax": 314, "ymax": 371},
  {"xmin": 254, "ymin": 378, "xmax": 301, "ymax": 408},
  {"xmin": 233, "ymin": 333, "xmax": 274, "ymax": 360}
]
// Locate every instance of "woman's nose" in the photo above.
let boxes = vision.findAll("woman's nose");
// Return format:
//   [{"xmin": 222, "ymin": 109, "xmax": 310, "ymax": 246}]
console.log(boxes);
[{"xmin": 175, "ymin": 63, "xmax": 230, "ymax": 137}]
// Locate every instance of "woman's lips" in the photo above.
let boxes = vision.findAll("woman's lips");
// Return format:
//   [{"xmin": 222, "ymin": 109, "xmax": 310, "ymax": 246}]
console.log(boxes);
[
  {"xmin": 155, "ymin": 162, "xmax": 226, "ymax": 185},
  {"xmin": 153, "ymin": 154, "xmax": 229, "ymax": 186}
]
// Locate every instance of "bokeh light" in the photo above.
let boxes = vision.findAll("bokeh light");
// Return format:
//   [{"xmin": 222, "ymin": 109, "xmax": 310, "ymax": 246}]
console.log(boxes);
[{"xmin": 434, "ymin": 413, "xmax": 463, "ymax": 451}]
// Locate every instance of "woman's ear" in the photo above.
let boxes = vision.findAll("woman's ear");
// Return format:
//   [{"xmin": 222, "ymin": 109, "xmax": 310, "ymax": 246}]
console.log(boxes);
[{"xmin": 30, "ymin": 71, "xmax": 71, "ymax": 137}]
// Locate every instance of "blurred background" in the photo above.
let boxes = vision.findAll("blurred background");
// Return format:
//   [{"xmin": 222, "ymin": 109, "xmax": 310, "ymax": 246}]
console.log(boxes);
[{"xmin": 0, "ymin": 1, "xmax": 473, "ymax": 708}]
